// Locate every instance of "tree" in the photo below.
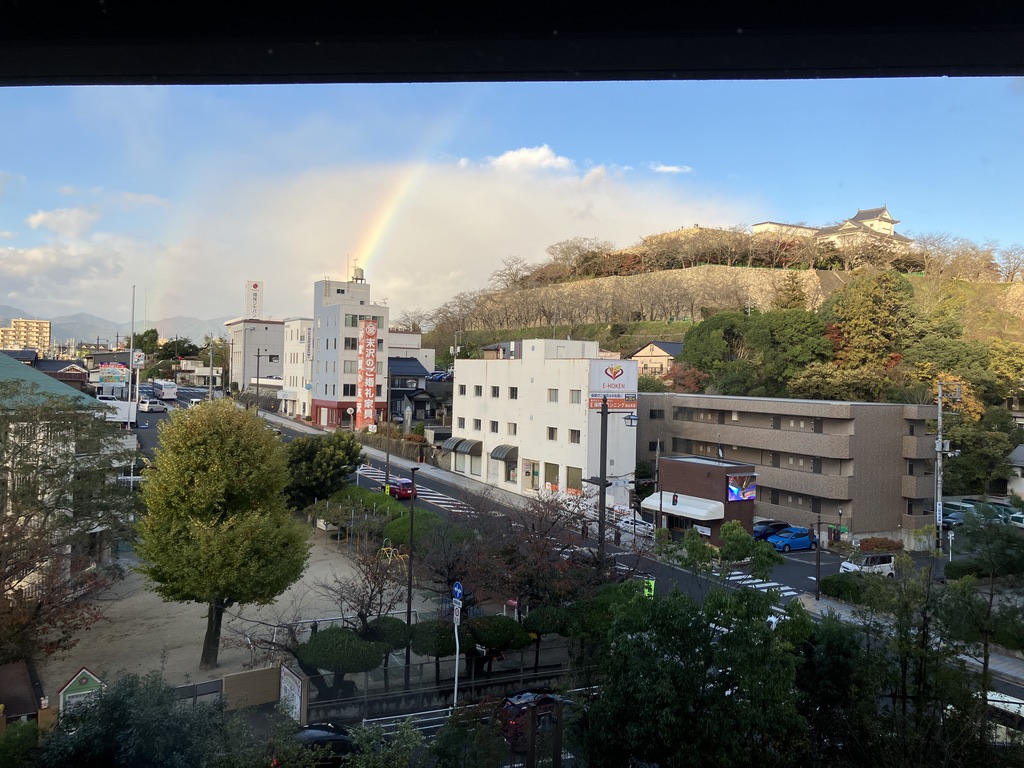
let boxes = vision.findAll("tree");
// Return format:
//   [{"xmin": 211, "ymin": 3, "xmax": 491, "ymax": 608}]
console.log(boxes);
[
  {"xmin": 638, "ymin": 373, "xmax": 669, "ymax": 392},
  {"xmin": 155, "ymin": 335, "xmax": 200, "ymax": 360},
  {"xmin": 285, "ymin": 430, "xmax": 364, "ymax": 509},
  {"xmin": 137, "ymin": 399, "xmax": 310, "ymax": 668},
  {"xmin": 35, "ymin": 670, "xmax": 260, "ymax": 768},
  {"xmin": 314, "ymin": 541, "xmax": 405, "ymax": 635},
  {"xmin": 411, "ymin": 618, "xmax": 470, "ymax": 686},
  {"xmin": 346, "ymin": 720, "xmax": 425, "ymax": 768},
  {"xmin": 295, "ymin": 626, "xmax": 389, "ymax": 699},
  {"xmin": 770, "ymin": 270, "xmax": 808, "ymax": 310},
  {"xmin": 0, "ymin": 379, "xmax": 135, "ymax": 664},
  {"xmin": 130, "ymin": 327, "xmax": 160, "ymax": 354}
]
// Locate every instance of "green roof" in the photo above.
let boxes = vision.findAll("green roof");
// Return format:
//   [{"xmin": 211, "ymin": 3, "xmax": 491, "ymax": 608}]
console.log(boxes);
[{"xmin": 0, "ymin": 353, "xmax": 97, "ymax": 408}]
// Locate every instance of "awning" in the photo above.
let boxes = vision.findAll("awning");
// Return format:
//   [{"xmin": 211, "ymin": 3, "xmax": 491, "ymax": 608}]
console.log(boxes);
[
  {"xmin": 641, "ymin": 491, "xmax": 725, "ymax": 522},
  {"xmin": 490, "ymin": 444, "xmax": 519, "ymax": 461},
  {"xmin": 455, "ymin": 439, "xmax": 483, "ymax": 456},
  {"xmin": 440, "ymin": 437, "xmax": 463, "ymax": 452}
]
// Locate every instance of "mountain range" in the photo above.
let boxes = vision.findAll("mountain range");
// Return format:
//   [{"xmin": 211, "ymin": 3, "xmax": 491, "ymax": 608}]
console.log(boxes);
[{"xmin": 0, "ymin": 305, "xmax": 235, "ymax": 348}]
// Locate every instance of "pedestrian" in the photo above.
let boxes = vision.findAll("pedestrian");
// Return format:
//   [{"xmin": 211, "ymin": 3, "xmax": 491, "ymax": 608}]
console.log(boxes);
[{"xmin": 614, "ymin": 528, "xmax": 622, "ymax": 546}]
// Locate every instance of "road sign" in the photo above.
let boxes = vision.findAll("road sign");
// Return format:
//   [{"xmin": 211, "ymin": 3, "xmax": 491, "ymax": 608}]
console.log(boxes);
[
  {"xmin": 608, "ymin": 479, "xmax": 633, "ymax": 488},
  {"xmin": 452, "ymin": 598, "xmax": 463, "ymax": 608},
  {"xmin": 453, "ymin": 606, "xmax": 461, "ymax": 625},
  {"xmin": 452, "ymin": 581, "xmax": 463, "ymax": 600},
  {"xmin": 644, "ymin": 579, "xmax": 656, "ymax": 598}
]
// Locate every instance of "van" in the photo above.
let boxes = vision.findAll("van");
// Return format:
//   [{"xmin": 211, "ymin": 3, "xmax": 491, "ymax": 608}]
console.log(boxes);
[
  {"xmin": 840, "ymin": 551, "xmax": 895, "ymax": 578},
  {"xmin": 188, "ymin": 398, "xmax": 204, "ymax": 408}
]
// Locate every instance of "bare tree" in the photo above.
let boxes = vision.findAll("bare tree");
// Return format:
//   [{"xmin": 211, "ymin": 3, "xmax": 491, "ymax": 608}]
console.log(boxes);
[
  {"xmin": 997, "ymin": 244, "xmax": 1024, "ymax": 282},
  {"xmin": 488, "ymin": 255, "xmax": 533, "ymax": 290},
  {"xmin": 394, "ymin": 308, "xmax": 432, "ymax": 333},
  {"xmin": 313, "ymin": 543, "xmax": 406, "ymax": 634}
]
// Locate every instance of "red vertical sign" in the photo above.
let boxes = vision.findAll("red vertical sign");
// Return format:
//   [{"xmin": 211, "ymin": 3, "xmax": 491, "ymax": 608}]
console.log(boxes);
[{"xmin": 356, "ymin": 320, "xmax": 378, "ymax": 429}]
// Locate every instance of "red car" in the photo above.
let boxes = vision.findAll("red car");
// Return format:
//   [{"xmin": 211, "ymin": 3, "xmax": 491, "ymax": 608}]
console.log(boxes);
[{"xmin": 379, "ymin": 478, "xmax": 417, "ymax": 500}]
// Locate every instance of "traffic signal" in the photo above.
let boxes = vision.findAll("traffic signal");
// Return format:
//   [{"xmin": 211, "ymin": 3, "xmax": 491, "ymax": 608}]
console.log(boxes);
[{"xmin": 672, "ymin": 493, "xmax": 678, "ymax": 505}]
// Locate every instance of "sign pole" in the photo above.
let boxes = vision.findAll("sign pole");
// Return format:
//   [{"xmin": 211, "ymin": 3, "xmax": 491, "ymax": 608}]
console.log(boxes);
[{"xmin": 452, "ymin": 581, "xmax": 463, "ymax": 708}]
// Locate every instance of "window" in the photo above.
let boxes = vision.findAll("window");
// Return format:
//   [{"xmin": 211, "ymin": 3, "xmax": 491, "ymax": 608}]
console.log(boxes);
[
  {"xmin": 490, "ymin": 420, "xmax": 499, "ymax": 433},
  {"xmin": 473, "ymin": 419, "xmax": 482, "ymax": 431},
  {"xmin": 570, "ymin": 389, "xmax": 581, "ymax": 404},
  {"xmin": 343, "ymin": 384, "xmax": 356, "ymax": 396},
  {"xmin": 649, "ymin": 409, "xmax": 665, "ymax": 419},
  {"xmin": 458, "ymin": 384, "xmax": 466, "ymax": 396},
  {"xmin": 474, "ymin": 385, "xmax": 483, "ymax": 397},
  {"xmin": 569, "ymin": 429, "xmax": 581, "ymax": 444},
  {"xmin": 491, "ymin": 386, "xmax": 500, "ymax": 398},
  {"xmin": 344, "ymin": 337, "xmax": 358, "ymax": 350},
  {"xmin": 547, "ymin": 388, "xmax": 558, "ymax": 402},
  {"xmin": 547, "ymin": 427, "xmax": 558, "ymax": 441},
  {"xmin": 343, "ymin": 360, "xmax": 358, "ymax": 373},
  {"xmin": 507, "ymin": 422, "xmax": 517, "ymax": 435},
  {"xmin": 509, "ymin": 387, "xmax": 518, "ymax": 400},
  {"xmin": 457, "ymin": 417, "xmax": 465, "ymax": 429}
]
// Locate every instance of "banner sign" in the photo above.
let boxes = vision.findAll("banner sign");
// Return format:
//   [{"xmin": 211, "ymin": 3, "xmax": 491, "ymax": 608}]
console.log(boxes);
[
  {"xmin": 245, "ymin": 280, "xmax": 263, "ymax": 319},
  {"xmin": 355, "ymin": 320, "xmax": 378, "ymax": 429},
  {"xmin": 588, "ymin": 360, "xmax": 638, "ymax": 410}
]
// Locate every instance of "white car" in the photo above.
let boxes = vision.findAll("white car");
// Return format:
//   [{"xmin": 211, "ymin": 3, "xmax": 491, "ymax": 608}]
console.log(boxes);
[
  {"xmin": 139, "ymin": 399, "xmax": 168, "ymax": 412},
  {"xmin": 840, "ymin": 551, "xmax": 896, "ymax": 578},
  {"xmin": 1009, "ymin": 513, "xmax": 1024, "ymax": 529}
]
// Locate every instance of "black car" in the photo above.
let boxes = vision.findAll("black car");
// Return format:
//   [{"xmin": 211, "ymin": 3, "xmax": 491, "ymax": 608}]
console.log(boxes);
[
  {"xmin": 753, "ymin": 520, "xmax": 792, "ymax": 541},
  {"xmin": 272, "ymin": 722, "xmax": 355, "ymax": 767},
  {"xmin": 499, "ymin": 690, "xmax": 574, "ymax": 750}
]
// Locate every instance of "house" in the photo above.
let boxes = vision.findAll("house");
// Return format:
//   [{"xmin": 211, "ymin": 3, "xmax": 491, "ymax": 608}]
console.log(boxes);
[
  {"xmin": 448, "ymin": 339, "xmax": 638, "ymax": 509},
  {"xmin": 388, "ymin": 356, "xmax": 436, "ymax": 423},
  {"xmin": 2, "ymin": 349, "xmax": 89, "ymax": 391},
  {"xmin": 636, "ymin": 392, "xmax": 937, "ymax": 549},
  {"xmin": 628, "ymin": 341, "xmax": 683, "ymax": 378},
  {"xmin": 1007, "ymin": 444, "xmax": 1024, "ymax": 498},
  {"xmin": 752, "ymin": 206, "xmax": 912, "ymax": 252}
]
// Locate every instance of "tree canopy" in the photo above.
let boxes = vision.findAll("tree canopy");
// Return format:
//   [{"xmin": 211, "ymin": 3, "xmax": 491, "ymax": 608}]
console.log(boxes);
[
  {"xmin": 285, "ymin": 429, "xmax": 364, "ymax": 509},
  {"xmin": 137, "ymin": 399, "xmax": 309, "ymax": 668}
]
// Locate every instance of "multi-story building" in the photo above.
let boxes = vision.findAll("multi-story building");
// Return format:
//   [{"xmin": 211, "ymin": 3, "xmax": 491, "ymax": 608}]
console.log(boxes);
[
  {"xmin": 448, "ymin": 339, "xmax": 638, "ymax": 509},
  {"xmin": 310, "ymin": 271, "xmax": 389, "ymax": 428},
  {"xmin": 225, "ymin": 318, "xmax": 285, "ymax": 394},
  {"xmin": 0, "ymin": 318, "xmax": 51, "ymax": 350},
  {"xmin": 279, "ymin": 317, "xmax": 314, "ymax": 418},
  {"xmin": 637, "ymin": 392, "xmax": 937, "ymax": 548}
]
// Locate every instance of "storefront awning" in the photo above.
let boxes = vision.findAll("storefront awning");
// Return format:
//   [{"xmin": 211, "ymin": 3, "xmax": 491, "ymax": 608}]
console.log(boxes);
[
  {"xmin": 641, "ymin": 492, "xmax": 725, "ymax": 522},
  {"xmin": 455, "ymin": 439, "xmax": 483, "ymax": 456},
  {"xmin": 490, "ymin": 444, "xmax": 519, "ymax": 461},
  {"xmin": 440, "ymin": 437, "xmax": 463, "ymax": 452}
]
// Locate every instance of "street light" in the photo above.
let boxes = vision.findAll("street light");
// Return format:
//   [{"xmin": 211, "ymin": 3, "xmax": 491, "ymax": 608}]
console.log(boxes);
[
  {"xmin": 405, "ymin": 465, "xmax": 419, "ymax": 690},
  {"xmin": 934, "ymin": 381, "xmax": 961, "ymax": 552},
  {"xmin": 815, "ymin": 511, "xmax": 822, "ymax": 601}
]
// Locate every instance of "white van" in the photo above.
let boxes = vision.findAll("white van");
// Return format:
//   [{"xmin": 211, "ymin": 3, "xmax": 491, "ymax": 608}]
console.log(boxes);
[
  {"xmin": 840, "ymin": 551, "xmax": 896, "ymax": 578},
  {"xmin": 188, "ymin": 397, "xmax": 204, "ymax": 408}
]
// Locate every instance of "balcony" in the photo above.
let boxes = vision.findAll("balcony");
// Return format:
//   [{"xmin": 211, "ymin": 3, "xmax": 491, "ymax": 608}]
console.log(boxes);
[{"xmin": 901, "ymin": 473, "xmax": 934, "ymax": 499}]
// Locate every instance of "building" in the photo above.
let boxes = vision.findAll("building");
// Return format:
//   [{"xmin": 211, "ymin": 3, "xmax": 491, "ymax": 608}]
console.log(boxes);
[
  {"xmin": 2, "ymin": 349, "xmax": 89, "ymax": 390},
  {"xmin": 448, "ymin": 339, "xmax": 638, "ymax": 509},
  {"xmin": 752, "ymin": 206, "xmax": 912, "ymax": 252},
  {"xmin": 636, "ymin": 392, "xmax": 937, "ymax": 549},
  {"xmin": 628, "ymin": 341, "xmax": 683, "ymax": 378},
  {"xmin": 310, "ymin": 271, "xmax": 389, "ymax": 429},
  {"xmin": 177, "ymin": 359, "xmax": 224, "ymax": 388},
  {"xmin": 388, "ymin": 356, "xmax": 435, "ymax": 423},
  {"xmin": 225, "ymin": 318, "xmax": 285, "ymax": 394},
  {"xmin": 279, "ymin": 317, "xmax": 314, "ymax": 419},
  {"xmin": 0, "ymin": 318, "xmax": 51, "ymax": 350}
]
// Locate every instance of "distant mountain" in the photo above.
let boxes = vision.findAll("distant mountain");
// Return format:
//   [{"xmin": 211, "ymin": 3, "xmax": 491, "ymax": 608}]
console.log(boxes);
[{"xmin": 0, "ymin": 305, "xmax": 235, "ymax": 348}]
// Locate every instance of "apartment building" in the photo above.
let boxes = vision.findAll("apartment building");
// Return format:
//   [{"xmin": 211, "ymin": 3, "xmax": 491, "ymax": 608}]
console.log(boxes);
[
  {"xmin": 225, "ymin": 318, "xmax": 285, "ymax": 393},
  {"xmin": 279, "ymin": 317, "xmax": 314, "ymax": 418},
  {"xmin": 310, "ymin": 271, "xmax": 389, "ymax": 428},
  {"xmin": 448, "ymin": 339, "xmax": 638, "ymax": 509},
  {"xmin": 0, "ymin": 318, "xmax": 51, "ymax": 350},
  {"xmin": 637, "ymin": 393, "xmax": 937, "ymax": 548}
]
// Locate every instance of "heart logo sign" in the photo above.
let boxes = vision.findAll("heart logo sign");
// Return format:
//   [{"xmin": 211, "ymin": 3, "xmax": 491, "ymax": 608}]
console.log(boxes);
[{"xmin": 605, "ymin": 365, "xmax": 624, "ymax": 380}]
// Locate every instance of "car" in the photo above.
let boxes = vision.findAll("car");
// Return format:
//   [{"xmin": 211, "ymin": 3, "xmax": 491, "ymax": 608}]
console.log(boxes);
[
  {"xmin": 498, "ymin": 690, "xmax": 574, "ymax": 750},
  {"xmin": 839, "ymin": 551, "xmax": 896, "ymax": 578},
  {"xmin": 752, "ymin": 519, "xmax": 792, "ymax": 541},
  {"xmin": 272, "ymin": 721, "xmax": 355, "ymax": 767},
  {"xmin": 187, "ymin": 397, "xmax": 204, "ymax": 407},
  {"xmin": 266, "ymin": 374, "xmax": 283, "ymax": 380},
  {"xmin": 139, "ymin": 398, "xmax": 168, "ymax": 412},
  {"xmin": 377, "ymin": 477, "xmax": 417, "ymax": 500},
  {"xmin": 1009, "ymin": 513, "xmax": 1024, "ymax": 529},
  {"xmin": 766, "ymin": 526, "xmax": 817, "ymax": 552},
  {"xmin": 615, "ymin": 517, "xmax": 655, "ymax": 537}
]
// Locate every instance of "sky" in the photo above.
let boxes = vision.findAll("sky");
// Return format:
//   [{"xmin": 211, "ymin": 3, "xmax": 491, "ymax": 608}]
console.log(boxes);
[{"xmin": 1, "ymin": 77, "xmax": 1023, "ymax": 327}]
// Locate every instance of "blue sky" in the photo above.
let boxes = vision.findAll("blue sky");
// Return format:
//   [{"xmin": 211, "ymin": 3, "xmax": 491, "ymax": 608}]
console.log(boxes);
[{"xmin": 1, "ymin": 77, "xmax": 1022, "ymax": 325}]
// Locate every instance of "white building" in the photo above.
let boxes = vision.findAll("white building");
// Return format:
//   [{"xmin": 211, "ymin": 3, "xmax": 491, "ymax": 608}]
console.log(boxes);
[
  {"xmin": 225, "ymin": 318, "xmax": 285, "ymax": 393},
  {"xmin": 448, "ymin": 339, "xmax": 638, "ymax": 508},
  {"xmin": 310, "ymin": 271, "xmax": 390, "ymax": 428},
  {"xmin": 279, "ymin": 317, "xmax": 314, "ymax": 418}
]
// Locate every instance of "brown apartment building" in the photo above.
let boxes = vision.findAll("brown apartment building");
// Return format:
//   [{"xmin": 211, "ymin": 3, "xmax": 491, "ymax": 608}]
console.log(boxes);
[{"xmin": 636, "ymin": 393, "xmax": 938, "ymax": 550}]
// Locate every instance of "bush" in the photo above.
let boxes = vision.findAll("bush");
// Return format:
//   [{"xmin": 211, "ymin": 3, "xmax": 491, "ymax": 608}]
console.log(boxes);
[
  {"xmin": 944, "ymin": 559, "xmax": 989, "ymax": 580},
  {"xmin": 0, "ymin": 720, "xmax": 38, "ymax": 768},
  {"xmin": 820, "ymin": 572, "xmax": 867, "ymax": 603},
  {"xmin": 858, "ymin": 536, "xmax": 903, "ymax": 552}
]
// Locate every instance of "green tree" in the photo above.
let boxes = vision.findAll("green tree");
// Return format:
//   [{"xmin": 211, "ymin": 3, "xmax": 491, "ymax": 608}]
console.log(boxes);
[
  {"xmin": 346, "ymin": 720, "xmax": 425, "ymax": 768},
  {"xmin": 430, "ymin": 703, "xmax": 508, "ymax": 768},
  {"xmin": 638, "ymin": 373, "xmax": 670, "ymax": 392},
  {"xmin": 362, "ymin": 615, "xmax": 412, "ymax": 693},
  {"xmin": 285, "ymin": 430, "xmax": 364, "ymax": 509},
  {"xmin": 411, "ymin": 618, "xmax": 469, "ymax": 686},
  {"xmin": 295, "ymin": 626, "xmax": 389, "ymax": 699},
  {"xmin": 155, "ymin": 335, "xmax": 200, "ymax": 360},
  {"xmin": 0, "ymin": 379, "xmax": 136, "ymax": 664},
  {"xmin": 35, "ymin": 671, "xmax": 260, "ymax": 768},
  {"xmin": 770, "ymin": 270, "xmax": 808, "ymax": 310},
  {"xmin": 137, "ymin": 399, "xmax": 310, "ymax": 668},
  {"xmin": 467, "ymin": 614, "xmax": 531, "ymax": 676},
  {"xmin": 130, "ymin": 327, "xmax": 160, "ymax": 354}
]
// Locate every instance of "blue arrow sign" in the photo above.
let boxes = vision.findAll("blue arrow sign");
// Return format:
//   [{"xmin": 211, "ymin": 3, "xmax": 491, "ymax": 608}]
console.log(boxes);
[{"xmin": 452, "ymin": 581, "xmax": 463, "ymax": 600}]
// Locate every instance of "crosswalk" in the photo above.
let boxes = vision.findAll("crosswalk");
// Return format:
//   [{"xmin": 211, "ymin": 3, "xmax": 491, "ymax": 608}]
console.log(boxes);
[
  {"xmin": 722, "ymin": 571, "xmax": 799, "ymax": 598},
  {"xmin": 356, "ymin": 465, "xmax": 476, "ymax": 516}
]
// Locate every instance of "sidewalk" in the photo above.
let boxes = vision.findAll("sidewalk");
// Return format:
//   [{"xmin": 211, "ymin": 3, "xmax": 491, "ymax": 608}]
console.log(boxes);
[{"xmin": 796, "ymin": 593, "xmax": 1024, "ymax": 688}]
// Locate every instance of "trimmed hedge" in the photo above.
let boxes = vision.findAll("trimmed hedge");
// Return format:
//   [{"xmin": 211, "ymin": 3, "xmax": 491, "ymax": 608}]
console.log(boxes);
[
  {"xmin": 820, "ymin": 572, "xmax": 867, "ymax": 603},
  {"xmin": 858, "ymin": 537, "xmax": 903, "ymax": 552}
]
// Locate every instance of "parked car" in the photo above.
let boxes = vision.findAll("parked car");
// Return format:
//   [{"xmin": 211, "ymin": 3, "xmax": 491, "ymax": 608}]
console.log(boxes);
[
  {"xmin": 766, "ymin": 527, "xmax": 818, "ymax": 552},
  {"xmin": 272, "ymin": 721, "xmax": 355, "ymax": 767},
  {"xmin": 498, "ymin": 690, "xmax": 574, "ymax": 750},
  {"xmin": 616, "ymin": 517, "xmax": 655, "ymax": 538},
  {"xmin": 377, "ymin": 477, "xmax": 417, "ymax": 500},
  {"xmin": 188, "ymin": 397, "xmax": 204, "ymax": 407},
  {"xmin": 752, "ymin": 519, "xmax": 792, "ymax": 541},
  {"xmin": 138, "ymin": 398, "xmax": 168, "ymax": 412},
  {"xmin": 840, "ymin": 551, "xmax": 896, "ymax": 578},
  {"xmin": 1008, "ymin": 513, "xmax": 1024, "ymax": 529},
  {"xmin": 942, "ymin": 511, "xmax": 967, "ymax": 530}
]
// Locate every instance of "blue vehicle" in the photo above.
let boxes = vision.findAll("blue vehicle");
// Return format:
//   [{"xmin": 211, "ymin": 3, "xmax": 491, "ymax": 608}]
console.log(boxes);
[{"xmin": 766, "ymin": 526, "xmax": 818, "ymax": 553}]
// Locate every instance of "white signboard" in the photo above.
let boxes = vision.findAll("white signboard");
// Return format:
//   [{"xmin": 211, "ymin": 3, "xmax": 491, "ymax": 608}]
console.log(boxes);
[
  {"xmin": 132, "ymin": 350, "xmax": 145, "ymax": 368},
  {"xmin": 588, "ymin": 359, "xmax": 638, "ymax": 410},
  {"xmin": 245, "ymin": 280, "xmax": 263, "ymax": 319}
]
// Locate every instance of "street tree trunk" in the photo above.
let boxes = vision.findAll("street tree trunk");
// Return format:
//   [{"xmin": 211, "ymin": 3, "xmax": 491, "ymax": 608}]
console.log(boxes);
[{"xmin": 200, "ymin": 597, "xmax": 227, "ymax": 669}]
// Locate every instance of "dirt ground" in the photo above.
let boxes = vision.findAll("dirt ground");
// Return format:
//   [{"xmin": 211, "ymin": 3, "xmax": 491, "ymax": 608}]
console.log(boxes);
[{"xmin": 36, "ymin": 528, "xmax": 387, "ymax": 697}]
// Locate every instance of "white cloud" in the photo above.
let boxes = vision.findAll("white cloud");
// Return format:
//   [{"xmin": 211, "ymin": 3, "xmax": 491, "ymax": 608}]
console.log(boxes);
[
  {"xmin": 120, "ymin": 191, "xmax": 169, "ymax": 207},
  {"xmin": 26, "ymin": 207, "xmax": 100, "ymax": 239},
  {"xmin": 649, "ymin": 162, "xmax": 693, "ymax": 174},
  {"xmin": 487, "ymin": 145, "xmax": 576, "ymax": 173},
  {"xmin": 0, "ymin": 230, "xmax": 15, "ymax": 239}
]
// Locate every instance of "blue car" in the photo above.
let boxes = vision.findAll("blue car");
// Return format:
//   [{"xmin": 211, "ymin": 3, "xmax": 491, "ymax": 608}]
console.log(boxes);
[{"xmin": 766, "ymin": 527, "xmax": 818, "ymax": 553}]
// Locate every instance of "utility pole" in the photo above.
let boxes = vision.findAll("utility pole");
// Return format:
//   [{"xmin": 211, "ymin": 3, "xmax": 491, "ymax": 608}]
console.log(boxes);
[
  {"xmin": 597, "ymin": 395, "xmax": 609, "ymax": 570},
  {"xmin": 405, "ymin": 466, "xmax": 419, "ymax": 690}
]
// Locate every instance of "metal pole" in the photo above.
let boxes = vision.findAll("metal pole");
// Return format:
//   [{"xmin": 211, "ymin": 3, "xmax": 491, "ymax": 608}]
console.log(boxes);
[
  {"xmin": 208, "ymin": 337, "xmax": 214, "ymax": 401},
  {"xmin": 656, "ymin": 439, "xmax": 663, "ymax": 533},
  {"xmin": 815, "ymin": 511, "xmax": 821, "ymax": 601},
  {"xmin": 405, "ymin": 466, "xmax": 419, "ymax": 689},
  {"xmin": 935, "ymin": 382, "xmax": 944, "ymax": 552},
  {"xmin": 256, "ymin": 348, "xmax": 261, "ymax": 414},
  {"xmin": 128, "ymin": 285, "xmax": 136, "ymax": 406},
  {"xmin": 597, "ymin": 395, "xmax": 609, "ymax": 571}
]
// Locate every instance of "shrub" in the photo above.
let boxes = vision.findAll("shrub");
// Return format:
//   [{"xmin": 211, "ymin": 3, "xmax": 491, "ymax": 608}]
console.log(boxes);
[
  {"xmin": 858, "ymin": 536, "xmax": 903, "ymax": 552},
  {"xmin": 944, "ymin": 559, "xmax": 989, "ymax": 580},
  {"xmin": 820, "ymin": 572, "xmax": 867, "ymax": 603}
]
